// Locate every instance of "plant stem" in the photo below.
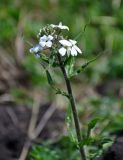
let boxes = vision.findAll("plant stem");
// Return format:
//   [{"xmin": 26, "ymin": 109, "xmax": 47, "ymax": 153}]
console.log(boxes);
[{"xmin": 57, "ymin": 54, "xmax": 86, "ymax": 160}]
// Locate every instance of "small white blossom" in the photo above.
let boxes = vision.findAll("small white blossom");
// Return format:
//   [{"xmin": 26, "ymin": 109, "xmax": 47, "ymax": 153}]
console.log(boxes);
[
  {"xmin": 50, "ymin": 22, "xmax": 69, "ymax": 30},
  {"xmin": 29, "ymin": 44, "xmax": 43, "ymax": 53},
  {"xmin": 69, "ymin": 39, "xmax": 82, "ymax": 55},
  {"xmin": 59, "ymin": 39, "xmax": 82, "ymax": 56},
  {"xmin": 59, "ymin": 40, "xmax": 72, "ymax": 47},
  {"xmin": 39, "ymin": 35, "xmax": 54, "ymax": 48},
  {"xmin": 58, "ymin": 47, "xmax": 67, "ymax": 56}
]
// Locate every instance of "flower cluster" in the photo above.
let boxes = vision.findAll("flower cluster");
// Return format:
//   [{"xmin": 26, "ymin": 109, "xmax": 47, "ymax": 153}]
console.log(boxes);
[{"xmin": 29, "ymin": 22, "xmax": 82, "ymax": 57}]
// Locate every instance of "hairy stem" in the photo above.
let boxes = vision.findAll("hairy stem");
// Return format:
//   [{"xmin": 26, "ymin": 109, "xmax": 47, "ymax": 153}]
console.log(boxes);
[{"xmin": 57, "ymin": 54, "xmax": 86, "ymax": 160}]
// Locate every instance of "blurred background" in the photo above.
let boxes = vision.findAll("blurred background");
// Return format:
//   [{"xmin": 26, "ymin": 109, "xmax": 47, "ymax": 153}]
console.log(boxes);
[{"xmin": 0, "ymin": 0, "xmax": 123, "ymax": 160}]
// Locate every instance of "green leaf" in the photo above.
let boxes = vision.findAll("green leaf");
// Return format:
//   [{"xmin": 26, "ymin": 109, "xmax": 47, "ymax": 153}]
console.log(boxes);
[
  {"xmin": 46, "ymin": 70, "xmax": 54, "ymax": 86},
  {"xmin": 45, "ymin": 69, "xmax": 69, "ymax": 98},
  {"xmin": 70, "ymin": 53, "xmax": 103, "ymax": 78},
  {"xmin": 86, "ymin": 118, "xmax": 100, "ymax": 142},
  {"xmin": 64, "ymin": 56, "xmax": 75, "ymax": 78},
  {"xmin": 64, "ymin": 56, "xmax": 73, "ymax": 66},
  {"xmin": 102, "ymin": 141, "xmax": 113, "ymax": 151},
  {"xmin": 49, "ymin": 51, "xmax": 58, "ymax": 67},
  {"xmin": 29, "ymin": 145, "xmax": 59, "ymax": 160},
  {"xmin": 88, "ymin": 118, "xmax": 99, "ymax": 130},
  {"xmin": 41, "ymin": 53, "xmax": 49, "ymax": 64}
]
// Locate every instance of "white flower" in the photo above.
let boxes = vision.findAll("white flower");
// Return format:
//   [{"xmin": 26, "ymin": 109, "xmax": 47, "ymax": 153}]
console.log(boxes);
[
  {"xmin": 50, "ymin": 22, "xmax": 69, "ymax": 30},
  {"xmin": 29, "ymin": 44, "xmax": 43, "ymax": 53},
  {"xmin": 59, "ymin": 39, "xmax": 82, "ymax": 56},
  {"xmin": 39, "ymin": 35, "xmax": 54, "ymax": 48},
  {"xmin": 69, "ymin": 39, "xmax": 82, "ymax": 55},
  {"xmin": 59, "ymin": 39, "xmax": 72, "ymax": 47}
]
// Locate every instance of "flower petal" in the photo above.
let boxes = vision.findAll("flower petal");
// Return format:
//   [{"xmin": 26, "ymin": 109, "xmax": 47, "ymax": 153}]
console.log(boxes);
[
  {"xmin": 59, "ymin": 40, "xmax": 72, "ymax": 47},
  {"xmin": 58, "ymin": 22, "xmax": 62, "ymax": 26},
  {"xmin": 60, "ymin": 26, "xmax": 69, "ymax": 30},
  {"xmin": 39, "ymin": 41, "xmax": 46, "ymax": 47},
  {"xmin": 40, "ymin": 35, "xmax": 47, "ymax": 41},
  {"xmin": 71, "ymin": 47, "xmax": 77, "ymax": 56},
  {"xmin": 69, "ymin": 39, "xmax": 77, "ymax": 45},
  {"xmin": 29, "ymin": 44, "xmax": 42, "ymax": 53},
  {"xmin": 50, "ymin": 24, "xmax": 56, "ymax": 28},
  {"xmin": 46, "ymin": 41, "xmax": 52, "ymax": 48},
  {"xmin": 51, "ymin": 22, "xmax": 69, "ymax": 30},
  {"xmin": 59, "ymin": 47, "xmax": 67, "ymax": 56},
  {"xmin": 48, "ymin": 35, "xmax": 54, "ymax": 41},
  {"xmin": 59, "ymin": 22, "xmax": 69, "ymax": 30},
  {"xmin": 74, "ymin": 45, "xmax": 82, "ymax": 54}
]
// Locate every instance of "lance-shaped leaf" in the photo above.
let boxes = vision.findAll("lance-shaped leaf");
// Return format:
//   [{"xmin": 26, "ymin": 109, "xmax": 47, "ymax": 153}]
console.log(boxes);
[
  {"xmin": 49, "ymin": 54, "xmax": 56, "ymax": 67},
  {"xmin": 87, "ymin": 118, "xmax": 100, "ymax": 139},
  {"xmin": 70, "ymin": 53, "xmax": 102, "ymax": 78},
  {"xmin": 45, "ymin": 71, "xmax": 69, "ymax": 98},
  {"xmin": 46, "ymin": 70, "xmax": 54, "ymax": 86},
  {"xmin": 64, "ymin": 56, "xmax": 75, "ymax": 78},
  {"xmin": 80, "ymin": 118, "xmax": 100, "ymax": 146}
]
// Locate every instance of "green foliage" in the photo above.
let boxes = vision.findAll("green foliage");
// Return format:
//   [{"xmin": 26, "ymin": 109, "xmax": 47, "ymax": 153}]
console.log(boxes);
[
  {"xmin": 46, "ymin": 70, "xmax": 54, "ymax": 86},
  {"xmin": 29, "ymin": 146, "xmax": 59, "ymax": 160},
  {"xmin": 65, "ymin": 56, "xmax": 75, "ymax": 78},
  {"xmin": 28, "ymin": 136, "xmax": 80, "ymax": 160},
  {"xmin": 109, "ymin": 52, "xmax": 123, "ymax": 78},
  {"xmin": 86, "ymin": 118, "xmax": 100, "ymax": 139},
  {"xmin": 88, "ymin": 118, "xmax": 99, "ymax": 130}
]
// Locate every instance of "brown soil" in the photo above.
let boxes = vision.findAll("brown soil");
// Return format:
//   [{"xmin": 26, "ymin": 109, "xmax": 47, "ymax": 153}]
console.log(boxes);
[{"xmin": 0, "ymin": 104, "xmax": 65, "ymax": 160}]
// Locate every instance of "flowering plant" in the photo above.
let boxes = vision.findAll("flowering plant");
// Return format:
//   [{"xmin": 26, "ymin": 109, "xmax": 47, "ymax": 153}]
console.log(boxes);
[{"xmin": 29, "ymin": 22, "xmax": 101, "ymax": 160}]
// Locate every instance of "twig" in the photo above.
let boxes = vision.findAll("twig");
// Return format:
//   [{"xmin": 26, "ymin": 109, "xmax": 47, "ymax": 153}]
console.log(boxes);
[
  {"xmin": 33, "ymin": 103, "xmax": 56, "ymax": 139},
  {"xmin": 18, "ymin": 92, "xmax": 56, "ymax": 160},
  {"xmin": 18, "ymin": 92, "xmax": 41, "ymax": 160},
  {"xmin": 18, "ymin": 140, "xmax": 31, "ymax": 160},
  {"xmin": 6, "ymin": 107, "xmax": 19, "ymax": 126},
  {"xmin": 28, "ymin": 96, "xmax": 41, "ymax": 139}
]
